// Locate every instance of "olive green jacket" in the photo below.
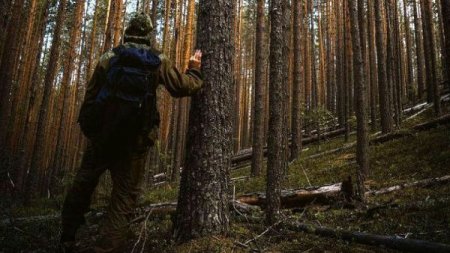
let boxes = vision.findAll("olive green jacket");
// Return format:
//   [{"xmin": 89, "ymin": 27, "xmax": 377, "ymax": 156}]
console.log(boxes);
[
  {"xmin": 79, "ymin": 42, "xmax": 202, "ymax": 146},
  {"xmin": 83, "ymin": 42, "xmax": 203, "ymax": 106}
]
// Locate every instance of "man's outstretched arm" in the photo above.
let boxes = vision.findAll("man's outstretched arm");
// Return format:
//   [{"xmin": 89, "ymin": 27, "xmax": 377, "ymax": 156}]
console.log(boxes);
[{"xmin": 159, "ymin": 50, "xmax": 203, "ymax": 97}]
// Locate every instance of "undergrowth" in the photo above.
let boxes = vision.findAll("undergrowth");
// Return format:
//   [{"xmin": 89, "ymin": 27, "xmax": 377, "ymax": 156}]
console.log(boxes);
[{"xmin": 1, "ymin": 107, "xmax": 449, "ymax": 252}]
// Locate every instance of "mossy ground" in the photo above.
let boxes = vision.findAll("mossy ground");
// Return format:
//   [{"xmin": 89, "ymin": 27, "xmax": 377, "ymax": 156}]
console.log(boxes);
[{"xmin": 1, "ymin": 107, "xmax": 449, "ymax": 252}]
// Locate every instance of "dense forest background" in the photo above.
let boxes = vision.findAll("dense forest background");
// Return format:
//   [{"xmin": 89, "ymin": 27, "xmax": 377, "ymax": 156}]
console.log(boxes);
[{"xmin": 1, "ymin": 0, "xmax": 450, "ymax": 251}]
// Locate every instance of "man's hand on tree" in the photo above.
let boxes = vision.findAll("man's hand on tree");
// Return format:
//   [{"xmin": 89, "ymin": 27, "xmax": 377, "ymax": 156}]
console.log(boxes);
[{"xmin": 189, "ymin": 50, "xmax": 202, "ymax": 70}]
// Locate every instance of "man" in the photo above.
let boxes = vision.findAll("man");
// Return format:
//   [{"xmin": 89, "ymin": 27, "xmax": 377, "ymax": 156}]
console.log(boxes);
[{"xmin": 60, "ymin": 13, "xmax": 202, "ymax": 252}]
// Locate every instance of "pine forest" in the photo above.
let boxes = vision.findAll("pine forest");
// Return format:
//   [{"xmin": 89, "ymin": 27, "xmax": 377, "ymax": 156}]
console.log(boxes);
[{"xmin": 1, "ymin": 0, "xmax": 450, "ymax": 252}]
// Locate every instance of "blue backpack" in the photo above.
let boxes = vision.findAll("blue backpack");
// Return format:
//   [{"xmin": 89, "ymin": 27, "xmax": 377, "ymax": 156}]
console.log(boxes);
[{"xmin": 79, "ymin": 45, "xmax": 161, "ymax": 152}]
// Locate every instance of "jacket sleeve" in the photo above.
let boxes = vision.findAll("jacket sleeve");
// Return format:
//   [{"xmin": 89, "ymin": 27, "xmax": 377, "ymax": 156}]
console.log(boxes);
[{"xmin": 158, "ymin": 54, "xmax": 203, "ymax": 97}]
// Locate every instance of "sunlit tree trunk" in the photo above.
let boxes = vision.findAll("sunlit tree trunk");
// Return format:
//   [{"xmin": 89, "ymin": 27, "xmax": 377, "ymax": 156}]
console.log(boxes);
[{"xmin": 26, "ymin": 0, "xmax": 68, "ymax": 200}]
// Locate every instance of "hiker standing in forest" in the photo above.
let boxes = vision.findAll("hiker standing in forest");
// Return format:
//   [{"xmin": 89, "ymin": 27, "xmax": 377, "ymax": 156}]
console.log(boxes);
[{"xmin": 60, "ymin": 13, "xmax": 203, "ymax": 252}]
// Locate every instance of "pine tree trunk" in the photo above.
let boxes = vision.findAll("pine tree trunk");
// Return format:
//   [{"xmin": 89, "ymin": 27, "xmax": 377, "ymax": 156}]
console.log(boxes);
[
  {"xmin": 368, "ymin": 0, "xmax": 378, "ymax": 131},
  {"xmin": 266, "ymin": 0, "xmax": 285, "ymax": 226},
  {"xmin": 421, "ymin": 0, "xmax": 441, "ymax": 115},
  {"xmin": 349, "ymin": 0, "xmax": 369, "ymax": 200},
  {"xmin": 50, "ymin": 0, "xmax": 85, "ymax": 194},
  {"xmin": 251, "ymin": 0, "xmax": 266, "ymax": 177},
  {"xmin": 103, "ymin": 0, "xmax": 115, "ymax": 52},
  {"xmin": 375, "ymin": 0, "xmax": 393, "ymax": 133},
  {"xmin": 291, "ymin": 0, "xmax": 302, "ymax": 162},
  {"xmin": 174, "ymin": 0, "xmax": 233, "ymax": 242},
  {"xmin": 413, "ymin": 0, "xmax": 425, "ymax": 100},
  {"xmin": 441, "ymin": 0, "xmax": 450, "ymax": 89},
  {"xmin": 26, "ymin": 0, "xmax": 68, "ymax": 200},
  {"xmin": 0, "ymin": 0, "xmax": 25, "ymax": 147},
  {"xmin": 403, "ymin": 0, "xmax": 415, "ymax": 103}
]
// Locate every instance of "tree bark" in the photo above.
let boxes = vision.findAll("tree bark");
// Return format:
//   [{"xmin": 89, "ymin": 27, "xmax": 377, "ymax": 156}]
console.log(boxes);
[
  {"xmin": 174, "ymin": 0, "xmax": 233, "ymax": 242},
  {"xmin": 26, "ymin": 0, "xmax": 68, "ymax": 200},
  {"xmin": 349, "ymin": 0, "xmax": 370, "ymax": 200},
  {"xmin": 375, "ymin": 0, "xmax": 394, "ymax": 133},
  {"xmin": 266, "ymin": 0, "xmax": 285, "ymax": 226},
  {"xmin": 421, "ymin": 0, "xmax": 441, "ymax": 115},
  {"xmin": 290, "ymin": 0, "xmax": 302, "ymax": 162},
  {"xmin": 251, "ymin": 0, "xmax": 266, "ymax": 177}
]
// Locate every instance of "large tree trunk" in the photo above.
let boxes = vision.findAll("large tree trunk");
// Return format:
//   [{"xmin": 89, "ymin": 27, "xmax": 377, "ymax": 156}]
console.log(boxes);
[
  {"xmin": 266, "ymin": 0, "xmax": 285, "ymax": 226},
  {"xmin": 174, "ymin": 0, "xmax": 234, "ymax": 242},
  {"xmin": 349, "ymin": 0, "xmax": 370, "ymax": 200},
  {"xmin": 251, "ymin": 0, "xmax": 266, "ymax": 177}
]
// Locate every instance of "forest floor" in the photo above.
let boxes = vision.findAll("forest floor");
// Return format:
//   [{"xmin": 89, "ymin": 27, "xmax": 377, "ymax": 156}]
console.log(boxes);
[{"xmin": 1, "ymin": 104, "xmax": 450, "ymax": 252}]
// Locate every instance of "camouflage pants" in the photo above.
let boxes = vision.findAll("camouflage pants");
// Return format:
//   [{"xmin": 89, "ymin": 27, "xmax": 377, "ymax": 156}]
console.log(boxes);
[{"xmin": 61, "ymin": 142, "xmax": 147, "ymax": 252}]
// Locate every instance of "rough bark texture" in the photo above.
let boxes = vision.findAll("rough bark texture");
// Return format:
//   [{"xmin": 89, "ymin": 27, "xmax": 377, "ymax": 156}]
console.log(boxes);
[
  {"xmin": 266, "ymin": 0, "xmax": 285, "ymax": 226},
  {"xmin": 291, "ymin": 0, "xmax": 302, "ymax": 162},
  {"xmin": 251, "ymin": 0, "xmax": 266, "ymax": 177},
  {"xmin": 349, "ymin": 0, "xmax": 369, "ymax": 200},
  {"xmin": 174, "ymin": 0, "xmax": 233, "ymax": 242},
  {"xmin": 375, "ymin": 0, "xmax": 393, "ymax": 133}
]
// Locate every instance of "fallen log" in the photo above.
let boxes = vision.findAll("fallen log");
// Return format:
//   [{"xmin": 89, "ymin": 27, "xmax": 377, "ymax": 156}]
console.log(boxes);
[
  {"xmin": 284, "ymin": 221, "xmax": 450, "ymax": 253},
  {"xmin": 237, "ymin": 175, "xmax": 450, "ymax": 209},
  {"xmin": 231, "ymin": 128, "xmax": 346, "ymax": 165},
  {"xmin": 369, "ymin": 131, "xmax": 413, "ymax": 145},
  {"xmin": 366, "ymin": 175, "xmax": 450, "ymax": 196},
  {"xmin": 304, "ymin": 142, "xmax": 356, "ymax": 160},
  {"xmin": 237, "ymin": 182, "xmax": 350, "ymax": 209},
  {"xmin": 412, "ymin": 113, "xmax": 450, "ymax": 131}
]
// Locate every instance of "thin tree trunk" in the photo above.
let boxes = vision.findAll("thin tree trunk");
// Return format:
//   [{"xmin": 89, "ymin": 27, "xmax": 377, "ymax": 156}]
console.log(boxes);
[
  {"xmin": 251, "ymin": 0, "xmax": 266, "ymax": 177},
  {"xmin": 375, "ymin": 0, "xmax": 394, "ymax": 133},
  {"xmin": 291, "ymin": 0, "xmax": 302, "ymax": 162},
  {"xmin": 50, "ymin": 0, "xmax": 86, "ymax": 194},
  {"xmin": 441, "ymin": 0, "xmax": 450, "ymax": 89},
  {"xmin": 26, "ymin": 0, "xmax": 68, "ymax": 200},
  {"xmin": 266, "ymin": 0, "xmax": 285, "ymax": 226}
]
